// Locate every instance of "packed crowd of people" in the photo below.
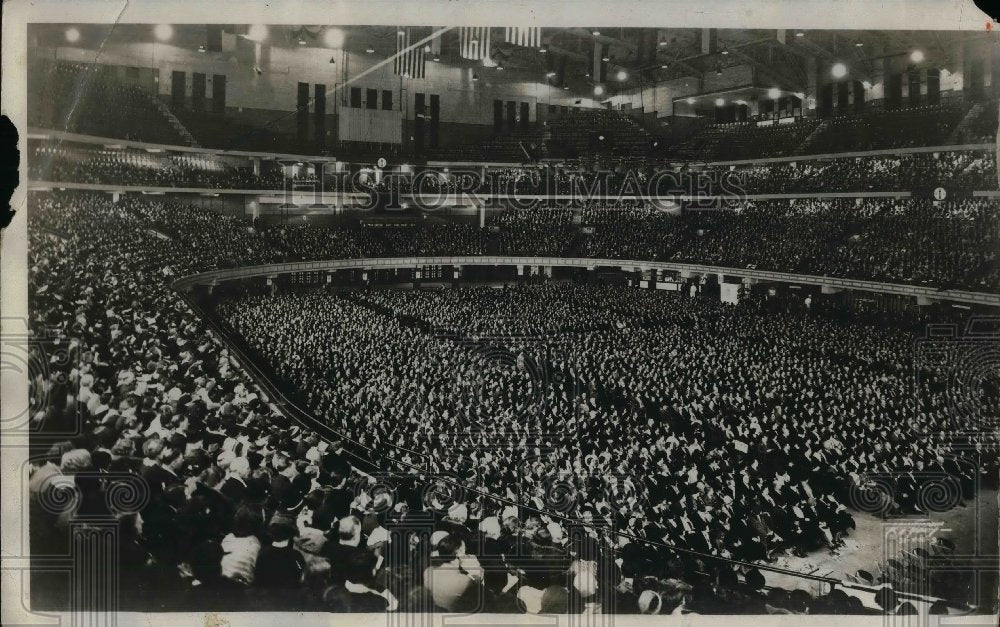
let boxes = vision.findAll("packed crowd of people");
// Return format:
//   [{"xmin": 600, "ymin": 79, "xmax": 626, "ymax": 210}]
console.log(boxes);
[
  {"xmin": 218, "ymin": 284, "xmax": 998, "ymax": 612},
  {"xmin": 25, "ymin": 189, "xmax": 998, "ymax": 613}
]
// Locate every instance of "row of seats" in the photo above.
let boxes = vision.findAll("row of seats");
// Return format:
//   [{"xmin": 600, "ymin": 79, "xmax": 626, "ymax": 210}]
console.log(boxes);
[{"xmin": 29, "ymin": 61, "xmax": 186, "ymax": 145}]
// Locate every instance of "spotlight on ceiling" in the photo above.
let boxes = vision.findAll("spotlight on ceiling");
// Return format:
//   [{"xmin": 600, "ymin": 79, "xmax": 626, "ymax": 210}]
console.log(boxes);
[
  {"xmin": 247, "ymin": 24, "xmax": 268, "ymax": 42},
  {"xmin": 855, "ymin": 41, "xmax": 864, "ymax": 47},
  {"xmin": 154, "ymin": 24, "xmax": 173, "ymax": 42},
  {"xmin": 715, "ymin": 98, "xmax": 725, "ymax": 106},
  {"xmin": 366, "ymin": 46, "xmax": 375, "ymax": 54},
  {"xmin": 910, "ymin": 50, "xmax": 924, "ymax": 63},
  {"xmin": 660, "ymin": 64, "xmax": 669, "ymax": 69},
  {"xmin": 298, "ymin": 37, "xmax": 307, "ymax": 46},
  {"xmin": 592, "ymin": 29, "xmax": 600, "ymax": 36},
  {"xmin": 602, "ymin": 55, "xmax": 610, "ymax": 62},
  {"xmin": 721, "ymin": 48, "xmax": 729, "ymax": 55},
  {"xmin": 686, "ymin": 97, "xmax": 695, "ymax": 104},
  {"xmin": 65, "ymin": 27, "xmax": 81, "ymax": 43},
  {"xmin": 795, "ymin": 31, "xmax": 805, "ymax": 37},
  {"xmin": 563, "ymin": 85, "xmax": 570, "ymax": 90},
  {"xmin": 831, "ymin": 62, "xmax": 848, "ymax": 78},
  {"xmin": 616, "ymin": 70, "xmax": 627, "ymax": 81},
  {"xmin": 594, "ymin": 85, "xmax": 605, "ymax": 96},
  {"xmin": 768, "ymin": 87, "xmax": 781, "ymax": 99},
  {"xmin": 323, "ymin": 28, "xmax": 344, "ymax": 48}
]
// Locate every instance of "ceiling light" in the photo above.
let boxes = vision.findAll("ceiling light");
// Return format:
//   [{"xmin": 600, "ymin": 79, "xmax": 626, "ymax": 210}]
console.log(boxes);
[
  {"xmin": 795, "ymin": 31, "xmax": 805, "ymax": 37},
  {"xmin": 154, "ymin": 24, "xmax": 173, "ymax": 42},
  {"xmin": 472, "ymin": 72, "xmax": 479, "ymax": 81},
  {"xmin": 198, "ymin": 44, "xmax": 207, "ymax": 53},
  {"xmin": 616, "ymin": 70, "xmax": 627, "ymax": 81},
  {"xmin": 715, "ymin": 98, "xmax": 725, "ymax": 106},
  {"xmin": 592, "ymin": 30, "xmax": 601, "ymax": 36},
  {"xmin": 247, "ymin": 24, "xmax": 268, "ymax": 43},
  {"xmin": 910, "ymin": 50, "xmax": 924, "ymax": 63},
  {"xmin": 563, "ymin": 85, "xmax": 569, "ymax": 90},
  {"xmin": 768, "ymin": 87, "xmax": 781, "ymax": 98},
  {"xmin": 540, "ymin": 43, "xmax": 549, "ymax": 53},
  {"xmin": 659, "ymin": 40, "xmax": 668, "ymax": 47},
  {"xmin": 546, "ymin": 71, "xmax": 556, "ymax": 78},
  {"xmin": 65, "ymin": 27, "xmax": 80, "ymax": 43},
  {"xmin": 398, "ymin": 29, "xmax": 406, "ymax": 36},
  {"xmin": 855, "ymin": 42, "xmax": 864, "ymax": 47},
  {"xmin": 298, "ymin": 37, "xmax": 307, "ymax": 46},
  {"xmin": 323, "ymin": 28, "xmax": 345, "ymax": 48},
  {"xmin": 602, "ymin": 55, "xmax": 610, "ymax": 62},
  {"xmin": 598, "ymin": 135, "xmax": 604, "ymax": 140},
  {"xmin": 366, "ymin": 46, "xmax": 375, "ymax": 54},
  {"xmin": 721, "ymin": 48, "xmax": 729, "ymax": 55},
  {"xmin": 831, "ymin": 62, "xmax": 847, "ymax": 78},
  {"xmin": 594, "ymin": 85, "xmax": 605, "ymax": 96},
  {"xmin": 686, "ymin": 97, "xmax": 695, "ymax": 104},
  {"xmin": 433, "ymin": 53, "xmax": 440, "ymax": 62},
  {"xmin": 660, "ymin": 64, "xmax": 669, "ymax": 69}
]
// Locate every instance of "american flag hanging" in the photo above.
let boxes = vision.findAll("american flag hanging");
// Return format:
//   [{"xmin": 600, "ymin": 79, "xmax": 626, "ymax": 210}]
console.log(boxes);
[
  {"xmin": 593, "ymin": 42, "xmax": 609, "ymax": 83},
  {"xmin": 394, "ymin": 27, "xmax": 425, "ymax": 79},
  {"xmin": 459, "ymin": 27, "xmax": 491, "ymax": 61},
  {"xmin": 504, "ymin": 26, "xmax": 540, "ymax": 48}
]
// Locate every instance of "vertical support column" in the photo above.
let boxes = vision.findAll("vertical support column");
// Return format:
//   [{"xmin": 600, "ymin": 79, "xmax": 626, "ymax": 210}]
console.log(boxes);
[
  {"xmin": 70, "ymin": 522, "xmax": 119, "ymax": 627},
  {"xmin": 111, "ymin": 191, "xmax": 120, "ymax": 203},
  {"xmin": 252, "ymin": 157, "xmax": 261, "ymax": 176},
  {"xmin": 479, "ymin": 203, "xmax": 485, "ymax": 229}
]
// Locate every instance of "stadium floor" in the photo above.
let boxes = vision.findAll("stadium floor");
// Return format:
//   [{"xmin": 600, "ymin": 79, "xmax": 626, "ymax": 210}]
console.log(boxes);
[{"xmin": 766, "ymin": 488, "xmax": 999, "ymax": 609}]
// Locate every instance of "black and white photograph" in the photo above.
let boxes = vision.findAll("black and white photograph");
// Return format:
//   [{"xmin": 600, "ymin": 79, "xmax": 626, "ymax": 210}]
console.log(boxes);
[{"xmin": 2, "ymin": 1, "xmax": 999, "ymax": 623}]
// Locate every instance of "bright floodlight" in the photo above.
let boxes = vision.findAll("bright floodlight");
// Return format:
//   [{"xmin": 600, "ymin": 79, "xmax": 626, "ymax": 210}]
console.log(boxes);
[
  {"xmin": 910, "ymin": 50, "xmax": 924, "ymax": 63},
  {"xmin": 616, "ymin": 70, "xmax": 627, "ymax": 81},
  {"xmin": 154, "ymin": 24, "xmax": 173, "ymax": 42},
  {"xmin": 323, "ymin": 28, "xmax": 345, "ymax": 48},
  {"xmin": 247, "ymin": 24, "xmax": 268, "ymax": 42},
  {"xmin": 594, "ymin": 85, "xmax": 605, "ymax": 96},
  {"xmin": 65, "ymin": 27, "xmax": 80, "ymax": 43},
  {"xmin": 768, "ymin": 87, "xmax": 781, "ymax": 99},
  {"xmin": 715, "ymin": 98, "xmax": 725, "ymax": 106},
  {"xmin": 831, "ymin": 62, "xmax": 847, "ymax": 78},
  {"xmin": 686, "ymin": 97, "xmax": 695, "ymax": 104}
]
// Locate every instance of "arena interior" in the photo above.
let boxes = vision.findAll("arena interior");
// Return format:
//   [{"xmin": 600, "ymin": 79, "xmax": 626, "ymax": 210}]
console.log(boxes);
[{"xmin": 22, "ymin": 23, "xmax": 1000, "ymax": 616}]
